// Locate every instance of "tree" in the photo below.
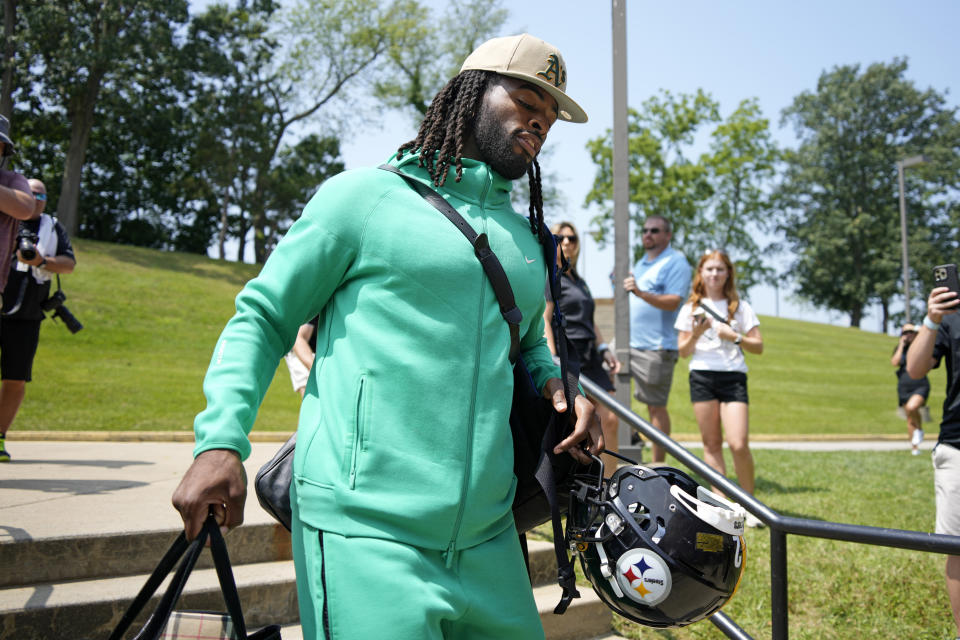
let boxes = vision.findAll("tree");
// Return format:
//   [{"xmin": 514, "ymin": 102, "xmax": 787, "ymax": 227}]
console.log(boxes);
[
  {"xmin": 776, "ymin": 59, "xmax": 960, "ymax": 329},
  {"xmin": 586, "ymin": 90, "xmax": 718, "ymax": 260},
  {"xmin": 374, "ymin": 0, "xmax": 508, "ymax": 120},
  {"xmin": 190, "ymin": 0, "xmax": 429, "ymax": 262},
  {"xmin": 697, "ymin": 98, "xmax": 780, "ymax": 292},
  {"xmin": 585, "ymin": 90, "xmax": 779, "ymax": 293},
  {"xmin": 4, "ymin": 1, "xmax": 191, "ymax": 236}
]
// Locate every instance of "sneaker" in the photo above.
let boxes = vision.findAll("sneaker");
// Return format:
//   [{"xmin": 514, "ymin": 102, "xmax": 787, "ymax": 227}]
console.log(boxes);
[
  {"xmin": 912, "ymin": 429, "xmax": 925, "ymax": 447},
  {"xmin": 912, "ymin": 448, "xmax": 920, "ymax": 456},
  {"xmin": 0, "ymin": 438, "xmax": 9, "ymax": 462}
]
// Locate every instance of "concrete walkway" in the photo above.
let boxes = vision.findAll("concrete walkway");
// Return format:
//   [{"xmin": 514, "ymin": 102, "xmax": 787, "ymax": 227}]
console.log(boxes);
[{"xmin": 0, "ymin": 436, "xmax": 935, "ymax": 544}]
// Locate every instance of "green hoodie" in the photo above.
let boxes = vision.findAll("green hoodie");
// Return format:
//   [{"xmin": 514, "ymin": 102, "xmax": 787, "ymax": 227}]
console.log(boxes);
[{"xmin": 193, "ymin": 152, "xmax": 561, "ymax": 555}]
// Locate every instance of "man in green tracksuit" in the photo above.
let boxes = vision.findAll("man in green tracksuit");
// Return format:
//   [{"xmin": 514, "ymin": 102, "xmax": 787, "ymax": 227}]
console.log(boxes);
[{"xmin": 173, "ymin": 34, "xmax": 601, "ymax": 639}]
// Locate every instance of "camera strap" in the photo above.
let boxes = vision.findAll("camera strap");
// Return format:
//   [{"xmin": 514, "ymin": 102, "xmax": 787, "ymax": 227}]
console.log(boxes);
[{"xmin": 697, "ymin": 301, "xmax": 730, "ymax": 325}]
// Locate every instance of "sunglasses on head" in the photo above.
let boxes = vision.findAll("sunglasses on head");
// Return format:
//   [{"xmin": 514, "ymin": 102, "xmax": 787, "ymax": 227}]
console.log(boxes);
[{"xmin": 642, "ymin": 227, "xmax": 662, "ymax": 235}]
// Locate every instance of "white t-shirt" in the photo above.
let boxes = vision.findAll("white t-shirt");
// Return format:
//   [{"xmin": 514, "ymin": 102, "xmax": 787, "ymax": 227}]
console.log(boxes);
[{"xmin": 674, "ymin": 298, "xmax": 759, "ymax": 373}]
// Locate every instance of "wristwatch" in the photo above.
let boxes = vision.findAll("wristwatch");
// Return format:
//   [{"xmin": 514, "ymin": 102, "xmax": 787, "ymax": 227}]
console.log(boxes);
[
  {"xmin": 734, "ymin": 334, "xmax": 743, "ymax": 345},
  {"xmin": 39, "ymin": 257, "xmax": 47, "ymax": 269}
]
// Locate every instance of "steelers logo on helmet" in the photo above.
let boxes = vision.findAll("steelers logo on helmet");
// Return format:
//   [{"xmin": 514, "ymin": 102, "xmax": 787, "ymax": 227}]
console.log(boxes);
[{"xmin": 616, "ymin": 548, "xmax": 672, "ymax": 606}]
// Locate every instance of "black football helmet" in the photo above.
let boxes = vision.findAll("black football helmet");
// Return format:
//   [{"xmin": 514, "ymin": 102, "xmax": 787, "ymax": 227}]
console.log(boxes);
[{"xmin": 566, "ymin": 457, "xmax": 746, "ymax": 628}]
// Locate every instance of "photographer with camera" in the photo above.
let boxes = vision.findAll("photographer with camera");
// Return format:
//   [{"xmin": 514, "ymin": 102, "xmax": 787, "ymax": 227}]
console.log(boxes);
[{"xmin": 0, "ymin": 178, "xmax": 76, "ymax": 462}]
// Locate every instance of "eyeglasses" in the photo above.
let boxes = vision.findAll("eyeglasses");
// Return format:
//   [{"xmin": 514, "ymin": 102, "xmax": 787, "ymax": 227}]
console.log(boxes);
[
  {"xmin": 558, "ymin": 234, "xmax": 578, "ymax": 243},
  {"xmin": 641, "ymin": 227, "xmax": 662, "ymax": 235},
  {"xmin": 33, "ymin": 192, "xmax": 46, "ymax": 201}
]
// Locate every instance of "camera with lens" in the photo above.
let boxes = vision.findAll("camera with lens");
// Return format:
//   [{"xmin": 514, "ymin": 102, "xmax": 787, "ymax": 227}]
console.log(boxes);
[
  {"xmin": 17, "ymin": 229, "xmax": 39, "ymax": 262},
  {"xmin": 41, "ymin": 289, "xmax": 83, "ymax": 334}
]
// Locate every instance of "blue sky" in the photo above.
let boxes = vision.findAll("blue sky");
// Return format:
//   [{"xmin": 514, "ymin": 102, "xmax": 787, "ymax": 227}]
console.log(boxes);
[{"xmin": 336, "ymin": 0, "xmax": 960, "ymax": 332}]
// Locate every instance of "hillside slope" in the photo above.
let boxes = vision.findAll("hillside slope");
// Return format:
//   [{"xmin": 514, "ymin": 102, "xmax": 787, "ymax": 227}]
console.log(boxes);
[{"xmin": 16, "ymin": 240, "xmax": 942, "ymax": 437}]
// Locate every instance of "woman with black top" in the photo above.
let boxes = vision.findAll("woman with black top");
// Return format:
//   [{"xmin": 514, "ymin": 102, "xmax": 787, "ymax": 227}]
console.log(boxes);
[
  {"xmin": 892, "ymin": 323, "xmax": 930, "ymax": 455},
  {"xmin": 544, "ymin": 221, "xmax": 621, "ymax": 474}
]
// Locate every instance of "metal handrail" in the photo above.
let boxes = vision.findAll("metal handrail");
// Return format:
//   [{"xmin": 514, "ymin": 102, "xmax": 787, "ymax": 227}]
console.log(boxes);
[{"xmin": 579, "ymin": 375, "xmax": 960, "ymax": 639}]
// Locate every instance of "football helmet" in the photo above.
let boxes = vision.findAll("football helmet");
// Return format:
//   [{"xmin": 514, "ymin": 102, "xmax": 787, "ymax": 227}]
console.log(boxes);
[{"xmin": 566, "ymin": 457, "xmax": 747, "ymax": 628}]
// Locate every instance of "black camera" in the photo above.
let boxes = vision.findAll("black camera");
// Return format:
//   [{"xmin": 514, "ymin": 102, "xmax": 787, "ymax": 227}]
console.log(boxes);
[
  {"xmin": 17, "ymin": 229, "xmax": 38, "ymax": 262},
  {"xmin": 41, "ymin": 289, "xmax": 83, "ymax": 334}
]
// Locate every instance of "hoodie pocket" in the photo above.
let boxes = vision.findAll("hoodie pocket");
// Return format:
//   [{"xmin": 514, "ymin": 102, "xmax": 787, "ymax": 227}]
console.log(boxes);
[{"xmin": 344, "ymin": 372, "xmax": 370, "ymax": 489}]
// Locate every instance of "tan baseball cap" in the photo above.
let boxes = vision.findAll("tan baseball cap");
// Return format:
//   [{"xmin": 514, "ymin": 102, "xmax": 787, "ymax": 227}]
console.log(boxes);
[{"xmin": 460, "ymin": 33, "xmax": 588, "ymax": 123}]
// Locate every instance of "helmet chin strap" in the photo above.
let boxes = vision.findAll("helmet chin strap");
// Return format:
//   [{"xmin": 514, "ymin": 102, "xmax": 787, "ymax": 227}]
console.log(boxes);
[
  {"xmin": 669, "ymin": 484, "xmax": 747, "ymax": 536},
  {"xmin": 593, "ymin": 520, "xmax": 626, "ymax": 599}
]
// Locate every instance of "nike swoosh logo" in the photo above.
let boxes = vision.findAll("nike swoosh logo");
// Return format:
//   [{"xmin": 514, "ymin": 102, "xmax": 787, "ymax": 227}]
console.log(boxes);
[{"xmin": 525, "ymin": 257, "xmax": 536, "ymax": 264}]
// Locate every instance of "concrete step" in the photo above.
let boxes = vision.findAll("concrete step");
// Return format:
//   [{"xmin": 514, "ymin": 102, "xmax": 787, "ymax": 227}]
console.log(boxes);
[
  {"xmin": 0, "ymin": 563, "xmax": 611, "ymax": 640},
  {"xmin": 0, "ymin": 521, "xmax": 292, "ymax": 588},
  {"xmin": 0, "ymin": 533, "xmax": 612, "ymax": 640},
  {"xmin": 3, "ymin": 530, "xmax": 557, "ymax": 591},
  {"xmin": 0, "ymin": 560, "xmax": 297, "ymax": 640},
  {"xmin": 535, "ymin": 582, "xmax": 613, "ymax": 640},
  {"xmin": 3, "ymin": 525, "xmax": 556, "ymax": 591}
]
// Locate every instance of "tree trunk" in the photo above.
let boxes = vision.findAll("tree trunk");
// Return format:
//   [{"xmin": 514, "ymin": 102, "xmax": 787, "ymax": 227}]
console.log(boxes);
[
  {"xmin": 252, "ymin": 205, "xmax": 266, "ymax": 263},
  {"xmin": 235, "ymin": 219, "xmax": 248, "ymax": 262},
  {"xmin": 251, "ymin": 167, "xmax": 269, "ymax": 263},
  {"xmin": 1, "ymin": 0, "xmax": 15, "ymax": 122},
  {"xmin": 218, "ymin": 188, "xmax": 230, "ymax": 260},
  {"xmin": 849, "ymin": 305, "xmax": 863, "ymax": 328},
  {"xmin": 57, "ymin": 71, "xmax": 105, "ymax": 236},
  {"xmin": 881, "ymin": 298, "xmax": 890, "ymax": 334}
]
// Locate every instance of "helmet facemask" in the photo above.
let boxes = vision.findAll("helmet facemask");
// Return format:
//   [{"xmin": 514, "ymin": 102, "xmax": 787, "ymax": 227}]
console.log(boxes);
[{"xmin": 566, "ymin": 458, "xmax": 747, "ymax": 628}]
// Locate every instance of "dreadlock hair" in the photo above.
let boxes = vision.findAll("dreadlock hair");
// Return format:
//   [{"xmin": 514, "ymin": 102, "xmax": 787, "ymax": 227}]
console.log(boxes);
[{"xmin": 397, "ymin": 70, "xmax": 546, "ymax": 237}]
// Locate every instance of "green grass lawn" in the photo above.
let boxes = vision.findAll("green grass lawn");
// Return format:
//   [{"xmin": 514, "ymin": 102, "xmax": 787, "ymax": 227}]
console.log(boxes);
[
  {"xmin": 16, "ymin": 238, "xmax": 945, "ymax": 437},
  {"xmin": 16, "ymin": 239, "xmax": 300, "ymax": 432},
  {"xmin": 533, "ymin": 449, "xmax": 952, "ymax": 640},
  {"xmin": 649, "ymin": 312, "xmax": 947, "ymax": 440}
]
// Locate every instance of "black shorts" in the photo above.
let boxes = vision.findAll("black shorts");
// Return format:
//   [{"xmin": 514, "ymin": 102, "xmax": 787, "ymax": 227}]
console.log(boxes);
[
  {"xmin": 570, "ymin": 337, "xmax": 615, "ymax": 392},
  {"xmin": 689, "ymin": 370, "xmax": 749, "ymax": 404},
  {"xmin": 898, "ymin": 377, "xmax": 930, "ymax": 406},
  {"xmin": 0, "ymin": 317, "xmax": 42, "ymax": 381}
]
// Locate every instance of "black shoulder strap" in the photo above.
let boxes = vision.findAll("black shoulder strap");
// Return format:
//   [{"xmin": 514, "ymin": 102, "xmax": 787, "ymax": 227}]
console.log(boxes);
[
  {"xmin": 379, "ymin": 164, "xmax": 581, "ymax": 612},
  {"xmin": 379, "ymin": 164, "xmax": 523, "ymax": 363},
  {"xmin": 698, "ymin": 300, "xmax": 730, "ymax": 325}
]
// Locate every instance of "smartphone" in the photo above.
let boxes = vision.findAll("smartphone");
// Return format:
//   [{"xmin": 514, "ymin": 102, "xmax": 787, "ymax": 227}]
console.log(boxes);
[{"xmin": 933, "ymin": 264, "xmax": 960, "ymax": 295}]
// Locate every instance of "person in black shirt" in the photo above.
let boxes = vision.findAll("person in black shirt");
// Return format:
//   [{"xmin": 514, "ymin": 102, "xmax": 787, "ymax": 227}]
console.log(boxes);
[
  {"xmin": 0, "ymin": 179, "xmax": 76, "ymax": 462},
  {"xmin": 907, "ymin": 285, "xmax": 960, "ymax": 640},
  {"xmin": 891, "ymin": 323, "xmax": 930, "ymax": 454},
  {"xmin": 544, "ymin": 221, "xmax": 621, "ymax": 475}
]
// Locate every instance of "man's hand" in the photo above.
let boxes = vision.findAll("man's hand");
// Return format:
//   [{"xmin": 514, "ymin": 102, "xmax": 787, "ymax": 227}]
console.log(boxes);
[
  {"xmin": 171, "ymin": 449, "xmax": 247, "ymax": 541},
  {"xmin": 601, "ymin": 349, "xmax": 621, "ymax": 375},
  {"xmin": 542, "ymin": 377, "xmax": 604, "ymax": 464},
  {"xmin": 926, "ymin": 286, "xmax": 960, "ymax": 324},
  {"xmin": 623, "ymin": 274, "xmax": 639, "ymax": 296},
  {"xmin": 16, "ymin": 250, "xmax": 43, "ymax": 267}
]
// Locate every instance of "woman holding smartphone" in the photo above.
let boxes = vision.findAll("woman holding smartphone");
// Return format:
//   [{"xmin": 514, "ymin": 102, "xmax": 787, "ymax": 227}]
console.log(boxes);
[
  {"xmin": 675, "ymin": 250, "xmax": 763, "ymax": 524},
  {"xmin": 544, "ymin": 221, "xmax": 621, "ymax": 475}
]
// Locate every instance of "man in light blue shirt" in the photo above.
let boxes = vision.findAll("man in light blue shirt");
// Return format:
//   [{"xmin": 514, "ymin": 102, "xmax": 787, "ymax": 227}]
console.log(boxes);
[{"xmin": 623, "ymin": 215, "xmax": 691, "ymax": 462}]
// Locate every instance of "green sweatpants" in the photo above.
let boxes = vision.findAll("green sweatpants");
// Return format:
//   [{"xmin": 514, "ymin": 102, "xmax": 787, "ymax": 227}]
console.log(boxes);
[{"xmin": 291, "ymin": 521, "xmax": 545, "ymax": 640}]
